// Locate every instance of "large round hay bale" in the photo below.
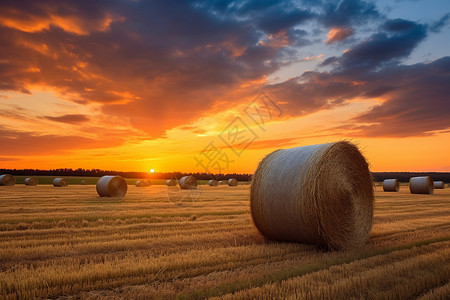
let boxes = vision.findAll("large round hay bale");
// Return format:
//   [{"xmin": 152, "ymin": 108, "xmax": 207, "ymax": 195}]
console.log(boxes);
[
  {"xmin": 433, "ymin": 181, "xmax": 445, "ymax": 189},
  {"xmin": 208, "ymin": 179, "xmax": 218, "ymax": 186},
  {"xmin": 136, "ymin": 179, "xmax": 151, "ymax": 187},
  {"xmin": 179, "ymin": 175, "xmax": 197, "ymax": 189},
  {"xmin": 383, "ymin": 179, "xmax": 399, "ymax": 192},
  {"xmin": 409, "ymin": 176, "xmax": 433, "ymax": 194},
  {"xmin": 166, "ymin": 179, "xmax": 177, "ymax": 186},
  {"xmin": 0, "ymin": 174, "xmax": 15, "ymax": 186},
  {"xmin": 53, "ymin": 178, "xmax": 68, "ymax": 187},
  {"xmin": 250, "ymin": 141, "xmax": 374, "ymax": 250},
  {"xmin": 80, "ymin": 180, "xmax": 88, "ymax": 185},
  {"xmin": 96, "ymin": 175, "xmax": 127, "ymax": 197},
  {"xmin": 227, "ymin": 178, "xmax": 238, "ymax": 186},
  {"xmin": 24, "ymin": 177, "xmax": 38, "ymax": 186}
]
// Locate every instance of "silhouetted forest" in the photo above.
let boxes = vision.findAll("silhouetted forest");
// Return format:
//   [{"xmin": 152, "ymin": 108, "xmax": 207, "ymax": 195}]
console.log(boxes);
[
  {"xmin": 0, "ymin": 168, "xmax": 253, "ymax": 181},
  {"xmin": 1, "ymin": 169, "xmax": 449, "ymax": 182}
]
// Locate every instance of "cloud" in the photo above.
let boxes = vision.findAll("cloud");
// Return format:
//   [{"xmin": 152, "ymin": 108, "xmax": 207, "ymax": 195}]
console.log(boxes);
[
  {"xmin": 430, "ymin": 13, "xmax": 450, "ymax": 33},
  {"xmin": 321, "ymin": 0, "xmax": 380, "ymax": 27},
  {"xmin": 0, "ymin": 126, "xmax": 126, "ymax": 155},
  {"xmin": 0, "ymin": 0, "xmax": 318, "ymax": 138},
  {"xmin": 43, "ymin": 114, "xmax": 90, "ymax": 124},
  {"xmin": 325, "ymin": 27, "xmax": 354, "ymax": 44},
  {"xmin": 264, "ymin": 17, "xmax": 449, "ymax": 138}
]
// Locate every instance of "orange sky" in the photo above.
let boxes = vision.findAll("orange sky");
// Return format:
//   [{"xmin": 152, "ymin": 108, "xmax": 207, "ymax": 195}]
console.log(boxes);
[{"xmin": 1, "ymin": 1, "xmax": 449, "ymax": 173}]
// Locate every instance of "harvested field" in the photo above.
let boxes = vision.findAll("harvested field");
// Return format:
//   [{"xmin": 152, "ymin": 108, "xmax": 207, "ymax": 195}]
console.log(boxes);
[{"xmin": 0, "ymin": 185, "xmax": 449, "ymax": 299}]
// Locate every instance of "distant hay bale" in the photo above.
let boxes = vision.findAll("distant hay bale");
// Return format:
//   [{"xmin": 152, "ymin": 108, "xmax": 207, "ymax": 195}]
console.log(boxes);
[
  {"xmin": 383, "ymin": 179, "xmax": 399, "ymax": 192},
  {"xmin": 24, "ymin": 177, "xmax": 38, "ymax": 186},
  {"xmin": 53, "ymin": 178, "xmax": 68, "ymax": 187},
  {"xmin": 179, "ymin": 175, "xmax": 197, "ymax": 189},
  {"xmin": 80, "ymin": 180, "xmax": 87, "ymax": 185},
  {"xmin": 250, "ymin": 141, "xmax": 374, "ymax": 250},
  {"xmin": 136, "ymin": 179, "xmax": 151, "ymax": 187},
  {"xmin": 208, "ymin": 179, "xmax": 218, "ymax": 186},
  {"xmin": 218, "ymin": 180, "xmax": 224, "ymax": 185},
  {"xmin": 433, "ymin": 181, "xmax": 445, "ymax": 189},
  {"xmin": 409, "ymin": 176, "xmax": 434, "ymax": 194},
  {"xmin": 0, "ymin": 174, "xmax": 15, "ymax": 186},
  {"xmin": 166, "ymin": 179, "xmax": 177, "ymax": 186},
  {"xmin": 227, "ymin": 178, "xmax": 238, "ymax": 186},
  {"xmin": 96, "ymin": 175, "xmax": 127, "ymax": 197}
]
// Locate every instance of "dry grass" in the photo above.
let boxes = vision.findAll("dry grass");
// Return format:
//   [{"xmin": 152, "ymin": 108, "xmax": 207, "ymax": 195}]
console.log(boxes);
[{"xmin": 0, "ymin": 185, "xmax": 449, "ymax": 299}]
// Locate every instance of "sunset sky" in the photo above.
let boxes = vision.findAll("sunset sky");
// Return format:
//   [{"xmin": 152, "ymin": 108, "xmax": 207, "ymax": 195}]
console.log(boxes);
[{"xmin": 0, "ymin": 0, "xmax": 449, "ymax": 173}]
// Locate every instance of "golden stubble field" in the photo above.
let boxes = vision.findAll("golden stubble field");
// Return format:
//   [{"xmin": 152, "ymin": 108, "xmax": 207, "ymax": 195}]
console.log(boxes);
[{"xmin": 0, "ymin": 185, "xmax": 449, "ymax": 299}]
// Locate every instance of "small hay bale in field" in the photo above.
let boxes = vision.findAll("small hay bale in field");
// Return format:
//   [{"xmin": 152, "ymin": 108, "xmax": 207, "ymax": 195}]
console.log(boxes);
[
  {"xmin": 24, "ymin": 177, "xmax": 38, "ymax": 186},
  {"xmin": 80, "ymin": 180, "xmax": 87, "ymax": 185},
  {"xmin": 208, "ymin": 179, "xmax": 218, "ymax": 186},
  {"xmin": 218, "ymin": 180, "xmax": 224, "ymax": 185},
  {"xmin": 179, "ymin": 175, "xmax": 197, "ymax": 189},
  {"xmin": 53, "ymin": 178, "xmax": 68, "ymax": 187},
  {"xmin": 383, "ymin": 179, "xmax": 399, "ymax": 192},
  {"xmin": 96, "ymin": 175, "xmax": 127, "ymax": 197},
  {"xmin": 227, "ymin": 178, "xmax": 238, "ymax": 186},
  {"xmin": 136, "ymin": 179, "xmax": 151, "ymax": 187},
  {"xmin": 433, "ymin": 181, "xmax": 445, "ymax": 189},
  {"xmin": 0, "ymin": 174, "xmax": 15, "ymax": 186},
  {"xmin": 250, "ymin": 141, "xmax": 374, "ymax": 250},
  {"xmin": 166, "ymin": 179, "xmax": 177, "ymax": 186},
  {"xmin": 409, "ymin": 176, "xmax": 434, "ymax": 194}
]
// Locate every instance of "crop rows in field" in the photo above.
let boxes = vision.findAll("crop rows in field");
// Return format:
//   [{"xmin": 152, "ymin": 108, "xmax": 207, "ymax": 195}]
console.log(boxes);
[{"xmin": 0, "ymin": 185, "xmax": 449, "ymax": 299}]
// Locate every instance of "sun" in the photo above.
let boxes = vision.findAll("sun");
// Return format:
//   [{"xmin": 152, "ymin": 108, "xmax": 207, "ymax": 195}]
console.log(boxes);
[{"xmin": 150, "ymin": 169, "xmax": 155, "ymax": 173}]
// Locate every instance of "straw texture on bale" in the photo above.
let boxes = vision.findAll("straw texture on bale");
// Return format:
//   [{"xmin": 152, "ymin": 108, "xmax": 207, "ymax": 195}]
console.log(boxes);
[
  {"xmin": 179, "ymin": 175, "xmax": 197, "ymax": 189},
  {"xmin": 53, "ymin": 178, "xmax": 68, "ymax": 187},
  {"xmin": 227, "ymin": 178, "xmax": 238, "ymax": 186},
  {"xmin": 96, "ymin": 175, "xmax": 127, "ymax": 197},
  {"xmin": 250, "ymin": 141, "xmax": 374, "ymax": 250},
  {"xmin": 136, "ymin": 180, "xmax": 151, "ymax": 187},
  {"xmin": 433, "ymin": 181, "xmax": 445, "ymax": 189},
  {"xmin": 383, "ymin": 179, "xmax": 399, "ymax": 192},
  {"xmin": 208, "ymin": 179, "xmax": 219, "ymax": 186},
  {"xmin": 166, "ymin": 179, "xmax": 177, "ymax": 186},
  {"xmin": 24, "ymin": 177, "xmax": 38, "ymax": 186},
  {"xmin": 409, "ymin": 176, "xmax": 434, "ymax": 194},
  {"xmin": 0, "ymin": 174, "xmax": 15, "ymax": 186},
  {"xmin": 80, "ymin": 180, "xmax": 87, "ymax": 185}
]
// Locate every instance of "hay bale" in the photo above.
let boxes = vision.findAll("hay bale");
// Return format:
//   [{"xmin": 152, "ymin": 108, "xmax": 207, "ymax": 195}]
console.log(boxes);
[
  {"xmin": 227, "ymin": 178, "xmax": 238, "ymax": 186},
  {"xmin": 383, "ymin": 179, "xmax": 399, "ymax": 192},
  {"xmin": 166, "ymin": 179, "xmax": 177, "ymax": 186},
  {"xmin": 53, "ymin": 178, "xmax": 68, "ymax": 187},
  {"xmin": 409, "ymin": 176, "xmax": 434, "ymax": 194},
  {"xmin": 96, "ymin": 175, "xmax": 127, "ymax": 197},
  {"xmin": 80, "ymin": 180, "xmax": 88, "ymax": 185},
  {"xmin": 179, "ymin": 175, "xmax": 197, "ymax": 189},
  {"xmin": 218, "ymin": 180, "xmax": 224, "ymax": 185},
  {"xmin": 0, "ymin": 174, "xmax": 15, "ymax": 186},
  {"xmin": 136, "ymin": 179, "xmax": 151, "ymax": 187},
  {"xmin": 433, "ymin": 181, "xmax": 445, "ymax": 189},
  {"xmin": 208, "ymin": 179, "xmax": 218, "ymax": 186},
  {"xmin": 250, "ymin": 141, "xmax": 374, "ymax": 250},
  {"xmin": 24, "ymin": 177, "xmax": 38, "ymax": 186}
]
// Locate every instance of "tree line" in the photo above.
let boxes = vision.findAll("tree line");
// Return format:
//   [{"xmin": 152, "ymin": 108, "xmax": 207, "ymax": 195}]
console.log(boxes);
[{"xmin": 1, "ymin": 169, "xmax": 449, "ymax": 182}]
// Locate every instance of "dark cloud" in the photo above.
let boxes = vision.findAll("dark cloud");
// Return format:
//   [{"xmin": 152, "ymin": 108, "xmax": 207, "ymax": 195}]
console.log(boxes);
[
  {"xmin": 430, "ymin": 13, "xmax": 450, "ymax": 33},
  {"xmin": 44, "ymin": 114, "xmax": 90, "ymax": 124},
  {"xmin": 321, "ymin": 0, "xmax": 380, "ymax": 27},
  {"xmin": 321, "ymin": 19, "xmax": 427, "ymax": 70}
]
